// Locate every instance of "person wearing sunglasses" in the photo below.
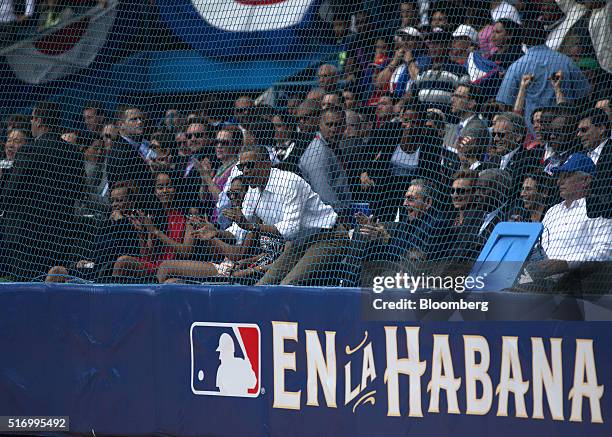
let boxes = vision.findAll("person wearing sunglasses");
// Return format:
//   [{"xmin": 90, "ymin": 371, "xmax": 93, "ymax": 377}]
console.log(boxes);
[
  {"xmin": 439, "ymin": 169, "xmax": 487, "ymax": 262},
  {"xmin": 222, "ymin": 144, "xmax": 349, "ymax": 286},
  {"xmin": 198, "ymin": 126, "xmax": 242, "ymax": 223}
]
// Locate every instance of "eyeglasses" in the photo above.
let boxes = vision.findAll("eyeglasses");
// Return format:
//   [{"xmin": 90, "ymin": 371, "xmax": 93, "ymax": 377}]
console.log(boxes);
[
  {"xmin": 577, "ymin": 127, "xmax": 591, "ymax": 134},
  {"xmin": 492, "ymin": 131, "xmax": 506, "ymax": 138},
  {"xmin": 236, "ymin": 161, "xmax": 257, "ymax": 172},
  {"xmin": 187, "ymin": 132, "xmax": 204, "ymax": 140},
  {"xmin": 452, "ymin": 187, "xmax": 471, "ymax": 195}
]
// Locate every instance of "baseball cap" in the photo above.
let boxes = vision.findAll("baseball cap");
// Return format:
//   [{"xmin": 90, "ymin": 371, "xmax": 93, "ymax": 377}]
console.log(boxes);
[
  {"xmin": 396, "ymin": 26, "xmax": 422, "ymax": 39},
  {"xmin": 452, "ymin": 25, "xmax": 478, "ymax": 44},
  {"xmin": 551, "ymin": 153, "xmax": 597, "ymax": 176}
]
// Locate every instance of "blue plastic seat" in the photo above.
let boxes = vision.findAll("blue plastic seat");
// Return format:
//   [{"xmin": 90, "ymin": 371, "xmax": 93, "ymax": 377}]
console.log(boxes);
[{"xmin": 467, "ymin": 222, "xmax": 543, "ymax": 291}]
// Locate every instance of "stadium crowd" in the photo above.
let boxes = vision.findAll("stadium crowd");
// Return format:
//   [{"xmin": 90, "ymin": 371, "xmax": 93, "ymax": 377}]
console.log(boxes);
[{"xmin": 0, "ymin": 0, "xmax": 611, "ymax": 291}]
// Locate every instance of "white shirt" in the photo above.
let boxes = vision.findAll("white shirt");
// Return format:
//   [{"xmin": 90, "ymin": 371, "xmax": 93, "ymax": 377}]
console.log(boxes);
[
  {"xmin": 542, "ymin": 197, "xmax": 612, "ymax": 267},
  {"xmin": 242, "ymin": 168, "xmax": 337, "ymax": 242},
  {"xmin": 226, "ymin": 222, "xmax": 247, "ymax": 245},
  {"xmin": 588, "ymin": 139, "xmax": 607, "ymax": 165},
  {"xmin": 500, "ymin": 147, "xmax": 520, "ymax": 170}
]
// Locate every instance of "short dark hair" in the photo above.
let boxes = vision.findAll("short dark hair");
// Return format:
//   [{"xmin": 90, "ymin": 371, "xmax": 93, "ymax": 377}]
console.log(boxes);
[
  {"xmin": 240, "ymin": 143, "xmax": 270, "ymax": 163},
  {"xmin": 84, "ymin": 100, "xmax": 104, "ymax": 113},
  {"xmin": 580, "ymin": 108, "xmax": 610, "ymax": 130},
  {"xmin": 33, "ymin": 101, "xmax": 62, "ymax": 132},
  {"xmin": 523, "ymin": 171, "xmax": 554, "ymax": 194}
]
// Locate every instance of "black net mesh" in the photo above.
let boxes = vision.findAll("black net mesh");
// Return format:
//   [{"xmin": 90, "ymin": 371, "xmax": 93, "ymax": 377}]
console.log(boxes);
[{"xmin": 0, "ymin": 0, "xmax": 610, "ymax": 291}]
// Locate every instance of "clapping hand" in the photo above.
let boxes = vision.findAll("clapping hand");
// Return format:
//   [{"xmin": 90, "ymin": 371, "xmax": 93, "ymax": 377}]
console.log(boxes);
[{"xmin": 223, "ymin": 207, "xmax": 249, "ymax": 229}]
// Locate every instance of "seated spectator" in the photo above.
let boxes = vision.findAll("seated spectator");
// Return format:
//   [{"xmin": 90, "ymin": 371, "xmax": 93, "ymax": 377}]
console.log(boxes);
[
  {"xmin": 111, "ymin": 172, "xmax": 196, "ymax": 281},
  {"xmin": 586, "ymin": 108, "xmax": 612, "ymax": 219},
  {"xmin": 223, "ymin": 144, "xmax": 350, "ymax": 286},
  {"xmin": 298, "ymin": 105, "xmax": 352, "ymax": 217},
  {"xmin": 1, "ymin": 101, "xmax": 84, "ymax": 280},
  {"xmin": 478, "ymin": 0, "xmax": 522, "ymax": 59},
  {"xmin": 496, "ymin": 19, "xmax": 590, "ymax": 132},
  {"xmin": 542, "ymin": 108, "xmax": 580, "ymax": 175},
  {"xmin": 429, "ymin": 1, "xmax": 452, "ymax": 29},
  {"xmin": 378, "ymin": 26, "xmax": 429, "ymax": 100},
  {"xmin": 490, "ymin": 19, "xmax": 523, "ymax": 71},
  {"xmin": 528, "ymin": 153, "xmax": 612, "ymax": 288},
  {"xmin": 270, "ymin": 112, "xmax": 304, "ymax": 176},
  {"xmin": 82, "ymin": 101, "xmax": 106, "ymax": 144},
  {"xmin": 364, "ymin": 104, "xmax": 444, "ymax": 222},
  {"xmin": 342, "ymin": 89, "xmax": 356, "ymax": 110},
  {"xmin": 173, "ymin": 119, "xmax": 217, "ymax": 214},
  {"xmin": 198, "ymin": 126, "xmax": 241, "ymax": 223},
  {"xmin": 450, "ymin": 25, "xmax": 479, "ymax": 68},
  {"xmin": 518, "ymin": 171, "xmax": 554, "ymax": 222},
  {"xmin": 156, "ymin": 176, "xmax": 284, "ymax": 284},
  {"xmin": 443, "ymin": 83, "xmax": 489, "ymax": 153},
  {"xmin": 107, "ymin": 105, "xmax": 157, "ymax": 211},
  {"xmin": 524, "ymin": 106, "xmax": 547, "ymax": 150},
  {"xmin": 81, "ymin": 137, "xmax": 110, "ymax": 215},
  {"xmin": 321, "ymin": 93, "xmax": 342, "ymax": 111},
  {"xmin": 0, "ymin": 127, "xmax": 28, "ymax": 192},
  {"xmin": 489, "ymin": 111, "xmax": 539, "ymax": 193},
  {"xmin": 577, "ymin": 108, "xmax": 610, "ymax": 164},
  {"xmin": 408, "ymin": 28, "xmax": 470, "ymax": 107},
  {"xmin": 441, "ymin": 169, "xmax": 486, "ymax": 261},
  {"xmin": 46, "ymin": 182, "xmax": 143, "ymax": 283},
  {"xmin": 233, "ymin": 95, "xmax": 255, "ymax": 134},
  {"xmin": 476, "ymin": 168, "xmax": 513, "ymax": 238},
  {"xmin": 317, "ymin": 64, "xmax": 340, "ymax": 95},
  {"xmin": 353, "ymin": 178, "xmax": 447, "ymax": 271}
]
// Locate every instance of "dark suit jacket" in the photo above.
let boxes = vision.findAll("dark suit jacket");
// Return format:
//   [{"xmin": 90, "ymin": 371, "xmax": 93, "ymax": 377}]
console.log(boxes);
[
  {"xmin": 587, "ymin": 138, "xmax": 612, "ymax": 218},
  {"xmin": 106, "ymin": 136, "xmax": 157, "ymax": 212},
  {"xmin": 0, "ymin": 132, "xmax": 85, "ymax": 279}
]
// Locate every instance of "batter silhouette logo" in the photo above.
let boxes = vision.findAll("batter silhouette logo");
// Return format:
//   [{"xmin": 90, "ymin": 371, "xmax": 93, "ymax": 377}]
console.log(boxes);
[{"xmin": 190, "ymin": 322, "xmax": 261, "ymax": 398}]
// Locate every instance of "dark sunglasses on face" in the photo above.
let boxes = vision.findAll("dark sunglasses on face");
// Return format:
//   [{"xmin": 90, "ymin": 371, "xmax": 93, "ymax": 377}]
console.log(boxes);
[
  {"xmin": 577, "ymin": 127, "xmax": 590, "ymax": 134},
  {"xmin": 452, "ymin": 187, "xmax": 471, "ymax": 195},
  {"xmin": 236, "ymin": 161, "xmax": 257, "ymax": 172}
]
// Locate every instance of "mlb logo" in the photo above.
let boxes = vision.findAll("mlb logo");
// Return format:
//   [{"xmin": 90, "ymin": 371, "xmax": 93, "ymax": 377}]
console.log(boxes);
[{"xmin": 190, "ymin": 322, "xmax": 261, "ymax": 398}]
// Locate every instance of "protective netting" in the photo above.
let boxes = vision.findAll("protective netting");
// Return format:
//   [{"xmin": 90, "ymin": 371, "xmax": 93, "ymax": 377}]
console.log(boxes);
[{"xmin": 0, "ymin": 0, "xmax": 610, "ymax": 291}]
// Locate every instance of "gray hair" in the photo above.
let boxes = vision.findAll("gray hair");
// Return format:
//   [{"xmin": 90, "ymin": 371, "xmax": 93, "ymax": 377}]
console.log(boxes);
[
  {"xmin": 410, "ymin": 178, "xmax": 436, "ymax": 199},
  {"xmin": 496, "ymin": 111, "xmax": 526, "ymax": 141},
  {"xmin": 479, "ymin": 168, "xmax": 512, "ymax": 190}
]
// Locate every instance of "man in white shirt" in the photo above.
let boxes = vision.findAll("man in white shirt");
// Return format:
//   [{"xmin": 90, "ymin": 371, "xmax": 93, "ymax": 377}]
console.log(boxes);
[
  {"xmin": 531, "ymin": 153, "xmax": 611, "ymax": 281},
  {"xmin": 223, "ymin": 144, "xmax": 349, "ymax": 286},
  {"xmin": 577, "ymin": 107, "xmax": 610, "ymax": 165}
]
